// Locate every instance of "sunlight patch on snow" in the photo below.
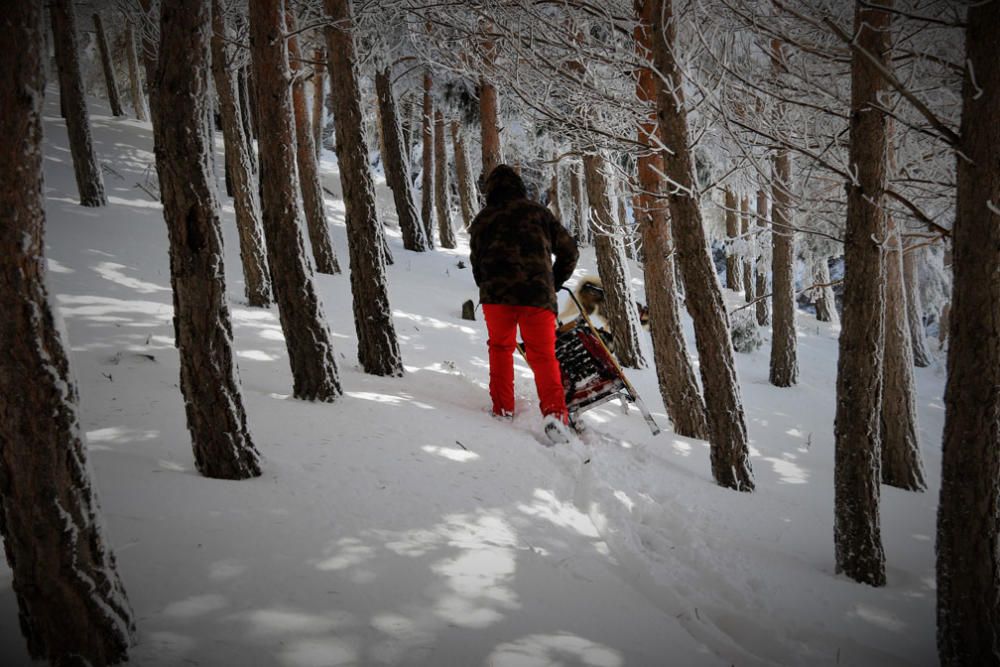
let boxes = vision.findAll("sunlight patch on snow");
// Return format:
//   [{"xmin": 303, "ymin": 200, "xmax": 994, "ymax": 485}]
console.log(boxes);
[
  {"xmin": 156, "ymin": 459, "xmax": 188, "ymax": 472},
  {"xmin": 422, "ymin": 445, "xmax": 480, "ymax": 462},
  {"xmin": 278, "ymin": 637, "xmax": 357, "ymax": 667},
  {"xmin": 162, "ymin": 593, "xmax": 227, "ymax": 618},
  {"xmin": 87, "ymin": 426, "xmax": 159, "ymax": 443},
  {"xmin": 315, "ymin": 538, "xmax": 375, "ymax": 572},
  {"xmin": 761, "ymin": 456, "xmax": 809, "ymax": 485},
  {"xmin": 850, "ymin": 604, "xmax": 907, "ymax": 632},
  {"xmin": 94, "ymin": 262, "xmax": 170, "ymax": 293},
  {"xmin": 671, "ymin": 439, "xmax": 693, "ymax": 456},
  {"xmin": 488, "ymin": 632, "xmax": 624, "ymax": 667},
  {"xmin": 613, "ymin": 490, "xmax": 635, "ymax": 513},
  {"xmin": 56, "ymin": 294, "xmax": 172, "ymax": 322},
  {"xmin": 46, "ymin": 258, "xmax": 74, "ymax": 273},
  {"xmin": 393, "ymin": 310, "xmax": 477, "ymax": 335},
  {"xmin": 518, "ymin": 489, "xmax": 601, "ymax": 539},
  {"xmin": 238, "ymin": 608, "xmax": 350, "ymax": 637},
  {"xmin": 238, "ymin": 349, "xmax": 280, "ymax": 362},
  {"xmin": 107, "ymin": 195, "xmax": 162, "ymax": 209},
  {"xmin": 258, "ymin": 328, "xmax": 287, "ymax": 342},
  {"xmin": 208, "ymin": 559, "xmax": 248, "ymax": 580}
]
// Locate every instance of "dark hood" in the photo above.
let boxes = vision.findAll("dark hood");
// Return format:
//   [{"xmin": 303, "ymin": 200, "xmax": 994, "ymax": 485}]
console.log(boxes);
[{"xmin": 482, "ymin": 164, "xmax": 527, "ymax": 207}]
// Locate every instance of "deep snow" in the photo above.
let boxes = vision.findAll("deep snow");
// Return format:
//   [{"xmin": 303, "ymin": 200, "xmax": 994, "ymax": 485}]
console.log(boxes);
[{"xmin": 0, "ymin": 88, "xmax": 944, "ymax": 666}]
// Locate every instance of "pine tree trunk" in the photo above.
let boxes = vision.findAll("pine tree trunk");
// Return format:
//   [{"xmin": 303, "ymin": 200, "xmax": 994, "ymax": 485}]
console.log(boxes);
[
  {"xmin": 937, "ymin": 1, "xmax": 1000, "ymax": 661},
  {"xmin": 480, "ymin": 78, "xmax": 502, "ymax": 178},
  {"xmin": 725, "ymin": 188, "xmax": 741, "ymax": 290},
  {"xmin": 51, "ymin": 0, "xmax": 106, "ymax": 206},
  {"xmin": 618, "ymin": 194, "xmax": 634, "ymax": 260},
  {"xmin": 434, "ymin": 110, "xmax": 456, "ymax": 249},
  {"xmin": 124, "ymin": 22, "xmax": 148, "ymax": 121},
  {"xmin": 93, "ymin": 13, "xmax": 124, "ymax": 117},
  {"xmin": 834, "ymin": 0, "xmax": 891, "ymax": 587},
  {"xmin": 239, "ymin": 66, "xmax": 257, "ymax": 144},
  {"xmin": 770, "ymin": 147, "xmax": 798, "ymax": 387},
  {"xmin": 903, "ymin": 243, "xmax": 932, "ymax": 366},
  {"xmin": 741, "ymin": 195, "xmax": 754, "ymax": 303},
  {"xmin": 451, "ymin": 120, "xmax": 476, "ymax": 228},
  {"xmin": 420, "ymin": 70, "xmax": 436, "ymax": 248},
  {"xmin": 249, "ymin": 0, "xmax": 341, "ymax": 401},
  {"xmin": 137, "ymin": 0, "xmax": 159, "ymax": 120},
  {"xmin": 210, "ymin": 0, "xmax": 271, "ymax": 307},
  {"xmin": 881, "ymin": 216, "xmax": 926, "ymax": 491},
  {"xmin": 324, "ymin": 0, "xmax": 404, "ymax": 377},
  {"xmin": 651, "ymin": 0, "xmax": 754, "ymax": 492},
  {"xmin": 287, "ymin": 13, "xmax": 340, "ymax": 275},
  {"xmin": 1, "ymin": 6, "xmax": 136, "ymax": 663},
  {"xmin": 548, "ymin": 157, "xmax": 562, "ymax": 220},
  {"xmin": 755, "ymin": 189, "xmax": 770, "ymax": 326},
  {"xmin": 154, "ymin": 0, "xmax": 262, "ymax": 480},
  {"xmin": 812, "ymin": 257, "xmax": 838, "ymax": 323},
  {"xmin": 633, "ymin": 0, "xmax": 707, "ymax": 438},
  {"xmin": 583, "ymin": 153, "xmax": 646, "ymax": 370},
  {"xmin": 375, "ymin": 67, "xmax": 427, "ymax": 252},
  {"xmin": 312, "ymin": 48, "xmax": 325, "ymax": 160}
]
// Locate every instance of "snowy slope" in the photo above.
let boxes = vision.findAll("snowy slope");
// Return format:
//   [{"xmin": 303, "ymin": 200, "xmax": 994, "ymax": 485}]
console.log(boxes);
[{"xmin": 0, "ymin": 88, "xmax": 943, "ymax": 666}]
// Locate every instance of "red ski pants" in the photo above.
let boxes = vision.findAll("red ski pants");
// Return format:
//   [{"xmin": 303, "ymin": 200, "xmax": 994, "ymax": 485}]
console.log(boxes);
[{"xmin": 482, "ymin": 304, "xmax": 567, "ymax": 419}]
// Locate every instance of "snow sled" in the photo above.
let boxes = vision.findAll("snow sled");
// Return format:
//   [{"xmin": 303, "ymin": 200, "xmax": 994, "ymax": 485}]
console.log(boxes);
[{"xmin": 556, "ymin": 287, "xmax": 661, "ymax": 436}]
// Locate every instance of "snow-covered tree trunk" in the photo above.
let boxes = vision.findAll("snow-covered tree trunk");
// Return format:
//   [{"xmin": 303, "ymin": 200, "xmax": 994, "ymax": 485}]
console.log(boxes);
[
  {"xmin": 903, "ymin": 243, "xmax": 932, "ymax": 367},
  {"xmin": 741, "ymin": 195, "xmax": 753, "ymax": 303},
  {"xmin": 834, "ymin": 0, "xmax": 890, "ymax": 588},
  {"xmin": 420, "ymin": 70, "xmax": 435, "ymax": 248},
  {"xmin": 725, "ymin": 188, "xmax": 741, "ymax": 290},
  {"xmin": 312, "ymin": 48, "xmax": 325, "ymax": 161},
  {"xmin": 51, "ymin": 0, "xmax": 106, "ymax": 206},
  {"xmin": 451, "ymin": 120, "xmax": 476, "ymax": 228},
  {"xmin": 324, "ymin": 0, "xmax": 404, "ymax": 377},
  {"xmin": 570, "ymin": 162, "xmax": 589, "ymax": 245},
  {"xmin": 287, "ymin": 12, "xmax": 340, "ymax": 275},
  {"xmin": 770, "ymin": 146, "xmax": 798, "ymax": 387},
  {"xmin": 937, "ymin": 1, "xmax": 1000, "ymax": 661},
  {"xmin": 755, "ymin": 189, "xmax": 770, "ymax": 326},
  {"xmin": 124, "ymin": 21, "xmax": 148, "ymax": 121},
  {"xmin": 881, "ymin": 216, "xmax": 925, "ymax": 491},
  {"xmin": 375, "ymin": 67, "xmax": 427, "ymax": 252},
  {"xmin": 480, "ymin": 81, "xmax": 501, "ymax": 178},
  {"xmin": 239, "ymin": 66, "xmax": 256, "ymax": 144},
  {"xmin": 210, "ymin": 0, "xmax": 271, "ymax": 308},
  {"xmin": 583, "ymin": 152, "xmax": 646, "ymax": 371},
  {"xmin": 634, "ymin": 0, "xmax": 707, "ymax": 438},
  {"xmin": 93, "ymin": 13, "xmax": 124, "ymax": 117},
  {"xmin": 811, "ymin": 257, "xmax": 838, "ymax": 324},
  {"xmin": 249, "ymin": 0, "xmax": 341, "ymax": 401},
  {"xmin": 0, "ymin": 6, "xmax": 135, "ymax": 662},
  {"xmin": 155, "ymin": 0, "xmax": 262, "ymax": 480},
  {"xmin": 651, "ymin": 0, "xmax": 753, "ymax": 492},
  {"xmin": 434, "ymin": 110, "xmax": 456, "ymax": 249},
  {"xmin": 548, "ymin": 156, "xmax": 562, "ymax": 220}
]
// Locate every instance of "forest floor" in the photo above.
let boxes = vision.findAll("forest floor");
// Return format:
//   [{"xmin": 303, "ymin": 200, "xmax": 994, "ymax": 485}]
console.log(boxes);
[{"xmin": 0, "ymin": 89, "xmax": 943, "ymax": 666}]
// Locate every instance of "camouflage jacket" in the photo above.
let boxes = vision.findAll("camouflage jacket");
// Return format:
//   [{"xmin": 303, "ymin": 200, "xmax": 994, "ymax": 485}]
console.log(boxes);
[{"xmin": 469, "ymin": 198, "xmax": 579, "ymax": 312}]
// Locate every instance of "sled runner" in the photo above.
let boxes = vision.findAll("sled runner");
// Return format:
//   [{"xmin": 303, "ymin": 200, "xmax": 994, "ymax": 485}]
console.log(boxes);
[{"xmin": 555, "ymin": 287, "xmax": 661, "ymax": 436}]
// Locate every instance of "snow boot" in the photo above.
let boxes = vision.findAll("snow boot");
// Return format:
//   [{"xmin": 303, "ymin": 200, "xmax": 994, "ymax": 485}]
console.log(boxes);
[{"xmin": 543, "ymin": 414, "xmax": 572, "ymax": 445}]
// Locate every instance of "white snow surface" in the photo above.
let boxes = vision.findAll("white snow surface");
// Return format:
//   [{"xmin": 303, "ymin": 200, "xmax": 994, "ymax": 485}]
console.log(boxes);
[{"xmin": 0, "ymin": 88, "xmax": 943, "ymax": 666}]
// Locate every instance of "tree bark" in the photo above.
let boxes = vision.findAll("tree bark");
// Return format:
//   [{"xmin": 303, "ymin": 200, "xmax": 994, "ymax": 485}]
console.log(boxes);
[
  {"xmin": 834, "ymin": 0, "xmax": 891, "ymax": 587},
  {"xmin": 312, "ymin": 48, "xmax": 325, "ymax": 160},
  {"xmin": 420, "ymin": 70, "xmax": 436, "ymax": 248},
  {"xmin": 324, "ymin": 0, "xmax": 404, "ymax": 377},
  {"xmin": 249, "ymin": 0, "xmax": 341, "ymax": 401},
  {"xmin": 651, "ymin": 0, "xmax": 754, "ymax": 492},
  {"xmin": 451, "ymin": 120, "xmax": 477, "ymax": 229},
  {"xmin": 937, "ymin": 0, "xmax": 1000, "ymax": 662},
  {"xmin": 755, "ymin": 189, "xmax": 770, "ymax": 325},
  {"xmin": 124, "ymin": 21, "xmax": 148, "ymax": 121},
  {"xmin": 633, "ymin": 0, "xmax": 707, "ymax": 438},
  {"xmin": 287, "ymin": 12, "xmax": 340, "ymax": 275},
  {"xmin": 375, "ymin": 67, "xmax": 427, "ymax": 252},
  {"xmin": 434, "ymin": 110, "xmax": 456, "ymax": 249},
  {"xmin": 93, "ymin": 13, "xmax": 124, "ymax": 117},
  {"xmin": 51, "ymin": 0, "xmax": 106, "ymax": 206},
  {"xmin": 583, "ymin": 153, "xmax": 646, "ymax": 370},
  {"xmin": 812, "ymin": 256, "xmax": 838, "ymax": 323},
  {"xmin": 741, "ymin": 195, "xmax": 753, "ymax": 303},
  {"xmin": 548, "ymin": 157, "xmax": 562, "ymax": 220},
  {"xmin": 769, "ymin": 146, "xmax": 798, "ymax": 387},
  {"xmin": 902, "ymin": 243, "xmax": 932, "ymax": 366},
  {"xmin": 0, "ymin": 4, "xmax": 135, "ymax": 662},
  {"xmin": 570, "ymin": 162, "xmax": 589, "ymax": 245},
  {"xmin": 725, "ymin": 188, "xmax": 741, "ymax": 290},
  {"xmin": 154, "ymin": 0, "xmax": 262, "ymax": 480},
  {"xmin": 210, "ymin": 0, "xmax": 271, "ymax": 307},
  {"xmin": 881, "ymin": 216, "xmax": 926, "ymax": 491},
  {"xmin": 239, "ymin": 66, "xmax": 256, "ymax": 144},
  {"xmin": 480, "ymin": 79, "xmax": 502, "ymax": 178}
]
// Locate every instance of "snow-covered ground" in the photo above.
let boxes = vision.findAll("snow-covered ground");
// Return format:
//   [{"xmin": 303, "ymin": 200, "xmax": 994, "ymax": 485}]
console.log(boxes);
[{"xmin": 0, "ymin": 89, "xmax": 944, "ymax": 666}]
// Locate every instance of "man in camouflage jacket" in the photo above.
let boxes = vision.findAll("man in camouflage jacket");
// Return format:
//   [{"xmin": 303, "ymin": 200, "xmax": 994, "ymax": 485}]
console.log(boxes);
[{"xmin": 469, "ymin": 165, "xmax": 579, "ymax": 427}]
